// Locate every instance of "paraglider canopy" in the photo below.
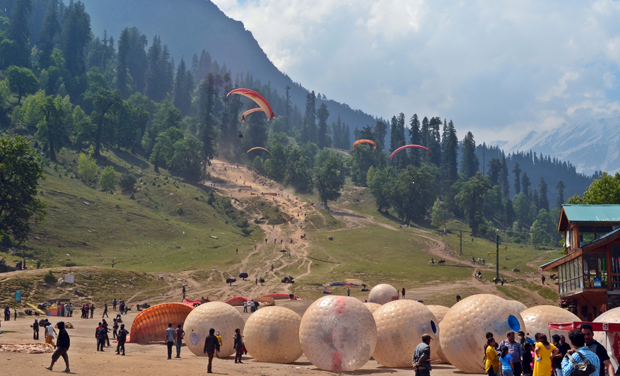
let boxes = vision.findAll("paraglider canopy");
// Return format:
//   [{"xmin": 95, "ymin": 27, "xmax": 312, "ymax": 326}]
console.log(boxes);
[
  {"xmin": 241, "ymin": 108, "xmax": 263, "ymax": 122},
  {"xmin": 390, "ymin": 144, "xmax": 432, "ymax": 160},
  {"xmin": 227, "ymin": 88, "xmax": 276, "ymax": 121},
  {"xmin": 247, "ymin": 147, "xmax": 272, "ymax": 156},
  {"xmin": 353, "ymin": 139, "xmax": 377, "ymax": 149}
]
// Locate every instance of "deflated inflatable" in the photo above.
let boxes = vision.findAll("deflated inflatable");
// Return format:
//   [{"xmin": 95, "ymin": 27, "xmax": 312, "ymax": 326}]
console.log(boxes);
[{"xmin": 129, "ymin": 303, "xmax": 194, "ymax": 343}]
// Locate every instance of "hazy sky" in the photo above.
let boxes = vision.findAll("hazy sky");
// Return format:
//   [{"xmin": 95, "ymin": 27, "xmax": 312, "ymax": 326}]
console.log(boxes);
[{"xmin": 212, "ymin": 0, "xmax": 620, "ymax": 142}]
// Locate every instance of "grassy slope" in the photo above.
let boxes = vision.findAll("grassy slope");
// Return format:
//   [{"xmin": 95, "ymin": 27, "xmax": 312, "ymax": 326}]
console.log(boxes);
[{"xmin": 5, "ymin": 148, "xmax": 264, "ymax": 273}]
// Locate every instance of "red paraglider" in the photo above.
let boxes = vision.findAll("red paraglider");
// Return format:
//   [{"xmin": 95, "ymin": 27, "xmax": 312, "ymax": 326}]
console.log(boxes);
[
  {"xmin": 390, "ymin": 145, "xmax": 432, "ymax": 160},
  {"xmin": 227, "ymin": 88, "xmax": 276, "ymax": 121},
  {"xmin": 241, "ymin": 108, "xmax": 263, "ymax": 122}
]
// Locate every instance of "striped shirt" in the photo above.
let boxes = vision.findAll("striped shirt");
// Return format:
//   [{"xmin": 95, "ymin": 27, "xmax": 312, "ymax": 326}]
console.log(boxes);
[{"xmin": 561, "ymin": 346, "xmax": 600, "ymax": 376}]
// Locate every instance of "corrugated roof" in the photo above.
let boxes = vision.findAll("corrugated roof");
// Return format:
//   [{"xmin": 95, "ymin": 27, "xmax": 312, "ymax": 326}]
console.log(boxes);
[
  {"xmin": 539, "ymin": 255, "xmax": 567, "ymax": 269},
  {"xmin": 562, "ymin": 204, "xmax": 620, "ymax": 222}
]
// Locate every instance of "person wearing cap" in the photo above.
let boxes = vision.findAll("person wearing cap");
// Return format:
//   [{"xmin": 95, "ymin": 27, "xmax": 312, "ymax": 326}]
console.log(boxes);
[
  {"xmin": 45, "ymin": 321, "xmax": 70, "ymax": 373},
  {"xmin": 413, "ymin": 334, "xmax": 433, "ymax": 376}
]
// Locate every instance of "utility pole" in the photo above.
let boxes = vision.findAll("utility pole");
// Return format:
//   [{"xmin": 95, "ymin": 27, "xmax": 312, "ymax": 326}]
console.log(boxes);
[{"xmin": 496, "ymin": 234, "xmax": 499, "ymax": 279}]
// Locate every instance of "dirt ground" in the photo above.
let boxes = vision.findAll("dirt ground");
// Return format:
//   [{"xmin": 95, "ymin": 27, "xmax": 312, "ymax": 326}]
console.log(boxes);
[{"xmin": 0, "ymin": 300, "xmax": 468, "ymax": 376}]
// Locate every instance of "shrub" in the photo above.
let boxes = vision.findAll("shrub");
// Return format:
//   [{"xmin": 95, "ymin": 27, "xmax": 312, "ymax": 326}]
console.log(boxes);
[
  {"xmin": 99, "ymin": 166, "xmax": 117, "ymax": 192},
  {"xmin": 118, "ymin": 173, "xmax": 137, "ymax": 191},
  {"xmin": 44, "ymin": 270, "xmax": 55, "ymax": 284},
  {"xmin": 77, "ymin": 153, "xmax": 98, "ymax": 183}
]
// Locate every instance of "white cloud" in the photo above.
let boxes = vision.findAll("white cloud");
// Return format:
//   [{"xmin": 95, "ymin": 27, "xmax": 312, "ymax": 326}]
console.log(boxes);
[{"xmin": 212, "ymin": 0, "xmax": 620, "ymax": 142}]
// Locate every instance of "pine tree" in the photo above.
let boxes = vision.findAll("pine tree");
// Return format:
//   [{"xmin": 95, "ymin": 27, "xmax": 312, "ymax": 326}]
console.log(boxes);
[
  {"xmin": 125, "ymin": 27, "xmax": 148, "ymax": 93},
  {"xmin": 556, "ymin": 180, "xmax": 565, "ymax": 208},
  {"xmin": 316, "ymin": 103, "xmax": 330, "ymax": 149},
  {"xmin": 409, "ymin": 114, "xmax": 421, "ymax": 166},
  {"xmin": 116, "ymin": 27, "xmax": 131, "ymax": 98},
  {"xmin": 373, "ymin": 121, "xmax": 387, "ymax": 151},
  {"xmin": 285, "ymin": 85, "xmax": 292, "ymax": 134},
  {"xmin": 428, "ymin": 117, "xmax": 442, "ymax": 166},
  {"xmin": 522, "ymin": 172, "xmax": 531, "ymax": 197},
  {"xmin": 513, "ymin": 162, "xmax": 522, "ymax": 194},
  {"xmin": 60, "ymin": 1, "xmax": 91, "ymax": 77},
  {"xmin": 442, "ymin": 120, "xmax": 459, "ymax": 188},
  {"xmin": 538, "ymin": 176, "xmax": 549, "ymax": 211},
  {"xmin": 199, "ymin": 73, "xmax": 217, "ymax": 175},
  {"xmin": 173, "ymin": 58, "xmax": 192, "ymax": 117},
  {"xmin": 145, "ymin": 36, "xmax": 163, "ymax": 101},
  {"xmin": 6, "ymin": 0, "xmax": 32, "ymax": 68},
  {"xmin": 38, "ymin": 0, "xmax": 60, "ymax": 70},
  {"xmin": 302, "ymin": 91, "xmax": 316, "ymax": 143},
  {"xmin": 487, "ymin": 158, "xmax": 501, "ymax": 186},
  {"xmin": 460, "ymin": 132, "xmax": 479, "ymax": 179},
  {"xmin": 501, "ymin": 153, "xmax": 510, "ymax": 199},
  {"xmin": 342, "ymin": 123, "xmax": 350, "ymax": 149}
]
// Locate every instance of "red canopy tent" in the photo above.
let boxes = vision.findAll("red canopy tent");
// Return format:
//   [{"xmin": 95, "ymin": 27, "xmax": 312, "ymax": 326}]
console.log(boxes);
[{"xmin": 549, "ymin": 321, "xmax": 620, "ymax": 371}]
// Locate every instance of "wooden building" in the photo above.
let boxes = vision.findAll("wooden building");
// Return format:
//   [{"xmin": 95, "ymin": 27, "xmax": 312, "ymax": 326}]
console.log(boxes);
[{"xmin": 542, "ymin": 204, "xmax": 620, "ymax": 321}]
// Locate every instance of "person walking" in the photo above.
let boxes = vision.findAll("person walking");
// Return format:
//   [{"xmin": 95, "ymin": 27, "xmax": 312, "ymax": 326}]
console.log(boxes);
[
  {"xmin": 203, "ymin": 328, "xmax": 220, "ymax": 373},
  {"xmin": 552, "ymin": 335, "xmax": 567, "ymax": 376},
  {"xmin": 45, "ymin": 322, "xmax": 57, "ymax": 347},
  {"xmin": 90, "ymin": 304, "xmax": 95, "ymax": 319},
  {"xmin": 402, "ymin": 288, "xmax": 406, "ymax": 299},
  {"xmin": 102, "ymin": 304, "xmax": 108, "ymax": 318},
  {"xmin": 96, "ymin": 323, "xmax": 106, "ymax": 352},
  {"xmin": 499, "ymin": 346, "xmax": 515, "ymax": 376},
  {"xmin": 561, "ymin": 329, "xmax": 600, "ymax": 376},
  {"xmin": 112, "ymin": 318, "xmax": 119, "ymax": 339},
  {"xmin": 413, "ymin": 334, "xmax": 433, "ymax": 376},
  {"xmin": 175, "ymin": 324, "xmax": 185, "ymax": 358},
  {"xmin": 347, "ymin": 287, "xmax": 350, "ymax": 296},
  {"xmin": 243, "ymin": 301, "xmax": 248, "ymax": 313},
  {"xmin": 103, "ymin": 319, "xmax": 110, "ymax": 347},
  {"xmin": 14, "ymin": 309, "xmax": 17, "ymax": 320},
  {"xmin": 165, "ymin": 323, "xmax": 175, "ymax": 359},
  {"xmin": 234, "ymin": 328, "xmax": 244, "ymax": 363},
  {"xmin": 499, "ymin": 332, "xmax": 523, "ymax": 376},
  {"xmin": 33, "ymin": 319, "xmax": 40, "ymax": 340},
  {"xmin": 541, "ymin": 275, "xmax": 546, "ymax": 284},
  {"xmin": 534, "ymin": 334, "xmax": 558, "ymax": 376},
  {"xmin": 45, "ymin": 321, "xmax": 70, "ymax": 373},
  {"xmin": 112, "ymin": 299, "xmax": 117, "ymax": 311},
  {"xmin": 182, "ymin": 285, "xmax": 186, "ymax": 300},
  {"xmin": 582, "ymin": 323, "xmax": 613, "ymax": 376},
  {"xmin": 522, "ymin": 343, "xmax": 533, "ymax": 376},
  {"xmin": 116, "ymin": 324, "xmax": 128, "ymax": 355},
  {"xmin": 486, "ymin": 338, "xmax": 500, "ymax": 376}
]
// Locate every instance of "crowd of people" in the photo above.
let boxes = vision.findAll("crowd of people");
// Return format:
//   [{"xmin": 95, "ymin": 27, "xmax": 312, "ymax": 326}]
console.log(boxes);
[{"xmin": 482, "ymin": 325, "xmax": 611, "ymax": 376}]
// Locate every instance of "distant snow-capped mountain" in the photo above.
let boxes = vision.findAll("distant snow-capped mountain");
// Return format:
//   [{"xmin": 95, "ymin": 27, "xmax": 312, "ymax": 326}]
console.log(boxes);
[{"xmin": 494, "ymin": 117, "xmax": 620, "ymax": 175}]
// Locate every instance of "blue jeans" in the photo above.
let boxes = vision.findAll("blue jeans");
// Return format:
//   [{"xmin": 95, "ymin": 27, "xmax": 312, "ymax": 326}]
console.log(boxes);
[
  {"xmin": 176, "ymin": 341, "xmax": 182, "ymax": 357},
  {"xmin": 503, "ymin": 369, "xmax": 514, "ymax": 376}
]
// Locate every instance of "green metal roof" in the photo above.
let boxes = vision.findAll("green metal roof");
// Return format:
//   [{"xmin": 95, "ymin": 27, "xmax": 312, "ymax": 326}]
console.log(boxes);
[{"xmin": 562, "ymin": 204, "xmax": 620, "ymax": 222}]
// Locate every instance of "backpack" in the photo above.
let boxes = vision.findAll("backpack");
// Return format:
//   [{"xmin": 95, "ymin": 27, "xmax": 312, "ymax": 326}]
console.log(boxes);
[{"xmin": 567, "ymin": 351, "xmax": 597, "ymax": 376}]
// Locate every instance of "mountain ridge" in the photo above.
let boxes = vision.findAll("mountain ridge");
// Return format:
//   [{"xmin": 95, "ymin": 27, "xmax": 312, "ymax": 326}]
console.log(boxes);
[
  {"xmin": 493, "ymin": 117, "xmax": 620, "ymax": 175},
  {"xmin": 79, "ymin": 0, "xmax": 383, "ymax": 132}
]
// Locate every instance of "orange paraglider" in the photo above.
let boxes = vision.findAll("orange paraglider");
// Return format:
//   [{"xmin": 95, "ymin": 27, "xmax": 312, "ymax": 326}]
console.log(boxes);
[
  {"xmin": 128, "ymin": 303, "xmax": 193, "ymax": 343},
  {"xmin": 247, "ymin": 147, "xmax": 272, "ymax": 156},
  {"xmin": 228, "ymin": 88, "xmax": 276, "ymax": 121},
  {"xmin": 241, "ymin": 107, "xmax": 263, "ymax": 122},
  {"xmin": 353, "ymin": 139, "xmax": 377, "ymax": 149}
]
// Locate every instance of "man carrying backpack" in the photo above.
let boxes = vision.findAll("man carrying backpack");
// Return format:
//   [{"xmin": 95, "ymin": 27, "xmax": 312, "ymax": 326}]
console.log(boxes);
[{"xmin": 561, "ymin": 330, "xmax": 600, "ymax": 376}]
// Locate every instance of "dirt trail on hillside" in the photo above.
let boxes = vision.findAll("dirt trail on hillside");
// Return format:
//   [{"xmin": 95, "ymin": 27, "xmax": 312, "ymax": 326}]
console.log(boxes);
[{"xmin": 151, "ymin": 160, "xmax": 319, "ymax": 303}]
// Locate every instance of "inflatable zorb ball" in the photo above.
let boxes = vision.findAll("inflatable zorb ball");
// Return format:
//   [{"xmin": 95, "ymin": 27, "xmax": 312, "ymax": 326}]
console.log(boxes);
[
  {"xmin": 244, "ymin": 306, "xmax": 303, "ymax": 363},
  {"xmin": 521, "ymin": 305, "xmax": 580, "ymax": 339},
  {"xmin": 364, "ymin": 302, "xmax": 382, "ymax": 314},
  {"xmin": 183, "ymin": 302, "xmax": 244, "ymax": 357},
  {"xmin": 440, "ymin": 294, "xmax": 525, "ymax": 374},
  {"xmin": 373, "ymin": 300, "xmax": 439, "ymax": 367},
  {"xmin": 299, "ymin": 296, "xmax": 377, "ymax": 371},
  {"xmin": 594, "ymin": 307, "xmax": 620, "ymax": 345},
  {"xmin": 368, "ymin": 284, "xmax": 399, "ymax": 305},
  {"xmin": 507, "ymin": 300, "xmax": 528, "ymax": 313},
  {"xmin": 427, "ymin": 305, "xmax": 450, "ymax": 364}
]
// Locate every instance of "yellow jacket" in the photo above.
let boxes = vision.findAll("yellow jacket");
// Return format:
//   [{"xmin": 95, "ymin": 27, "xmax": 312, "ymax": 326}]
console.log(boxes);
[{"xmin": 485, "ymin": 345, "xmax": 499, "ymax": 373}]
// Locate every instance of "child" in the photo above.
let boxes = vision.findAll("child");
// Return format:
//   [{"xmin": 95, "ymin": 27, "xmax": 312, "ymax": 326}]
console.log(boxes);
[
  {"xmin": 522, "ymin": 343, "xmax": 533, "ymax": 376},
  {"xmin": 499, "ymin": 346, "xmax": 514, "ymax": 376},
  {"xmin": 215, "ymin": 331, "xmax": 223, "ymax": 358}
]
